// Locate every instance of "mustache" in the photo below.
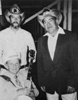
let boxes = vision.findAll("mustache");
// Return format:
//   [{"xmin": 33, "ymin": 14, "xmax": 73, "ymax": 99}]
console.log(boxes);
[{"xmin": 12, "ymin": 22, "xmax": 19, "ymax": 24}]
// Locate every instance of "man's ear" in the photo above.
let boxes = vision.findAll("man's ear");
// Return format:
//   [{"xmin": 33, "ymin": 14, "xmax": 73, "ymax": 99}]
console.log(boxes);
[{"xmin": 56, "ymin": 14, "xmax": 62, "ymax": 25}]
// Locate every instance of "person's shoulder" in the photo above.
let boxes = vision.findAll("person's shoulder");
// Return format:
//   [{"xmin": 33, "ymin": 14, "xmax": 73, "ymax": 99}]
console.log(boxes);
[
  {"xmin": 63, "ymin": 30, "xmax": 75, "ymax": 39},
  {"xmin": 64, "ymin": 30, "xmax": 77, "ymax": 36},
  {"xmin": 19, "ymin": 68, "xmax": 26, "ymax": 72},
  {"xmin": 38, "ymin": 35, "xmax": 47, "ymax": 42},
  {"xmin": 19, "ymin": 68, "xmax": 28, "ymax": 74},
  {"xmin": 0, "ymin": 27, "xmax": 10, "ymax": 33},
  {"xmin": 64, "ymin": 30, "xmax": 78, "ymax": 42},
  {"xmin": 18, "ymin": 68, "xmax": 28, "ymax": 78},
  {"xmin": 20, "ymin": 28, "xmax": 32, "ymax": 36},
  {"xmin": 0, "ymin": 27, "xmax": 10, "ymax": 37},
  {"xmin": 64, "ymin": 30, "xmax": 73, "ymax": 35},
  {"xmin": 20, "ymin": 28, "xmax": 33, "ymax": 40}
]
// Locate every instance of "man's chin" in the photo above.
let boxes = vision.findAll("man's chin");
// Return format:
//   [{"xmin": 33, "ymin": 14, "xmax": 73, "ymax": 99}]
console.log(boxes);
[
  {"xmin": 11, "ymin": 71, "xmax": 17, "ymax": 74},
  {"xmin": 11, "ymin": 23, "xmax": 20, "ymax": 29},
  {"xmin": 12, "ymin": 24, "xmax": 19, "ymax": 28},
  {"xmin": 13, "ymin": 25, "xmax": 19, "ymax": 29}
]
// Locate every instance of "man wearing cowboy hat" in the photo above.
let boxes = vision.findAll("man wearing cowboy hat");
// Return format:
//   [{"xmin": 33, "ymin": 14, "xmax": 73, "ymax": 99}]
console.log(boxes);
[
  {"xmin": 0, "ymin": 4, "xmax": 36, "ymax": 67},
  {"xmin": 37, "ymin": 8, "xmax": 77, "ymax": 100},
  {"xmin": 0, "ymin": 49, "xmax": 39, "ymax": 100}
]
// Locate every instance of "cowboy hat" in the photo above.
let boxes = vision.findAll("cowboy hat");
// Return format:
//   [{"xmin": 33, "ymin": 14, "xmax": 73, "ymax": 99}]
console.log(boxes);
[
  {"xmin": 5, "ymin": 4, "xmax": 25, "ymax": 23},
  {"xmin": 4, "ymin": 49, "xmax": 21, "ymax": 69},
  {"xmin": 38, "ymin": 8, "xmax": 62, "ymax": 27}
]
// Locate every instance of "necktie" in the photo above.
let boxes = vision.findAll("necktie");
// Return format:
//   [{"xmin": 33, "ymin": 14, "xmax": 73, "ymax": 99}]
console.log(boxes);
[{"xmin": 15, "ymin": 75, "xmax": 22, "ymax": 87}]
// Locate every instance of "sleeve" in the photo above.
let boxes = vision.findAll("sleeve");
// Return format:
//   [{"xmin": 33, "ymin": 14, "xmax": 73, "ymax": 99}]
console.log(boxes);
[
  {"xmin": 67, "ymin": 34, "xmax": 78, "ymax": 89},
  {"xmin": 27, "ymin": 33, "xmax": 36, "ymax": 63},
  {"xmin": 37, "ymin": 38, "xmax": 45, "ymax": 87},
  {"xmin": 0, "ymin": 77, "xmax": 6, "ymax": 100},
  {"xmin": 0, "ymin": 77, "xmax": 18, "ymax": 100}
]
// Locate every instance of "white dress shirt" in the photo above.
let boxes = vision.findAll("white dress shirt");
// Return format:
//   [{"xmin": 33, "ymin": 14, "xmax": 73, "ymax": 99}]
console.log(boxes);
[
  {"xmin": 44, "ymin": 26, "xmax": 65, "ymax": 60},
  {"xmin": 0, "ymin": 26, "xmax": 36, "ymax": 66}
]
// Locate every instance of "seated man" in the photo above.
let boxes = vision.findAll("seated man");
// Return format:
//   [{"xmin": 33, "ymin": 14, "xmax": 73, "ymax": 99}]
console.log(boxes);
[{"xmin": 0, "ymin": 50, "xmax": 39, "ymax": 100}]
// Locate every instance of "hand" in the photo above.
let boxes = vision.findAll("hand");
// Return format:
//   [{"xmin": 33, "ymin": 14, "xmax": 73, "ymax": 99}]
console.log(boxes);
[
  {"xmin": 30, "ymin": 88, "xmax": 39, "ymax": 97},
  {"xmin": 41, "ymin": 86, "xmax": 46, "ymax": 92},
  {"xmin": 25, "ymin": 87, "xmax": 31, "ymax": 95},
  {"xmin": 24, "ymin": 80, "xmax": 31, "ymax": 89},
  {"xmin": 17, "ymin": 87, "xmax": 31, "ymax": 96},
  {"xmin": 67, "ymin": 86, "xmax": 75, "ymax": 93}
]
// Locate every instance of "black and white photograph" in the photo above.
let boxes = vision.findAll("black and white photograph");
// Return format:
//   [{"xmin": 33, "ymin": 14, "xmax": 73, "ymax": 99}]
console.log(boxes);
[{"xmin": 0, "ymin": 0, "xmax": 78, "ymax": 100}]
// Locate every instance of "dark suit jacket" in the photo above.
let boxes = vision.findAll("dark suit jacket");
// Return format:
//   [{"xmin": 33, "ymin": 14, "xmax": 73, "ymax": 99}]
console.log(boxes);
[{"xmin": 37, "ymin": 30, "xmax": 78, "ymax": 94}]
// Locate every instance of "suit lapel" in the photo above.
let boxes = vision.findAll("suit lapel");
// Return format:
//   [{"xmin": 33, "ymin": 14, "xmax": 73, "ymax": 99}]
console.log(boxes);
[
  {"xmin": 42, "ymin": 34, "xmax": 66, "ymax": 63},
  {"xmin": 42, "ymin": 36, "xmax": 53, "ymax": 62},
  {"xmin": 53, "ymin": 34, "xmax": 66, "ymax": 62}
]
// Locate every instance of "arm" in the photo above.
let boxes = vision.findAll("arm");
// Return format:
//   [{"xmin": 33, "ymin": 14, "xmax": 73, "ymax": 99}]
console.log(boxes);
[
  {"xmin": 0, "ymin": 77, "xmax": 30, "ymax": 100},
  {"xmin": 16, "ymin": 87, "xmax": 30, "ymax": 96},
  {"xmin": 0, "ymin": 77, "xmax": 19, "ymax": 100},
  {"xmin": 67, "ymin": 34, "xmax": 78, "ymax": 92}
]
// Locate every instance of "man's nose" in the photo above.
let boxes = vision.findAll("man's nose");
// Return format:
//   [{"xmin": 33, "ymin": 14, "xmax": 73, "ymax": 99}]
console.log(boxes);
[
  {"xmin": 14, "ymin": 17, "xmax": 18, "ymax": 21},
  {"xmin": 47, "ymin": 22, "xmax": 51, "ymax": 26}
]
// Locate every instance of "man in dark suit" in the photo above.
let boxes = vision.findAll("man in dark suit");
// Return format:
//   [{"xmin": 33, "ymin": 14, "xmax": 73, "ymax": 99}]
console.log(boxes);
[{"xmin": 37, "ymin": 8, "xmax": 77, "ymax": 100}]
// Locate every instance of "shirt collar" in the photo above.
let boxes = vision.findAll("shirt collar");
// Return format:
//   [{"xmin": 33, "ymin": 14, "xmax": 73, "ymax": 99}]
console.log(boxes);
[
  {"xmin": 44, "ymin": 26, "xmax": 65, "ymax": 37},
  {"xmin": 3, "ymin": 70, "xmax": 16, "ymax": 79},
  {"xmin": 57, "ymin": 26, "xmax": 65, "ymax": 35},
  {"xmin": 9, "ymin": 26, "xmax": 21, "ymax": 32}
]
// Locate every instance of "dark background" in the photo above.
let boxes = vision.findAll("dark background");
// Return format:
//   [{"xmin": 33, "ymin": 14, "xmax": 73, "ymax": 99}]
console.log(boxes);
[{"xmin": 1, "ymin": 0, "xmax": 78, "ymax": 41}]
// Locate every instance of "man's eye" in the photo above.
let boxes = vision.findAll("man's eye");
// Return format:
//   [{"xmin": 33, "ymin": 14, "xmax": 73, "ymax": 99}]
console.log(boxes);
[
  {"xmin": 9, "ymin": 63, "xmax": 13, "ymax": 66},
  {"xmin": 50, "ymin": 19, "xmax": 54, "ymax": 22},
  {"xmin": 44, "ymin": 22, "xmax": 46, "ymax": 24}
]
